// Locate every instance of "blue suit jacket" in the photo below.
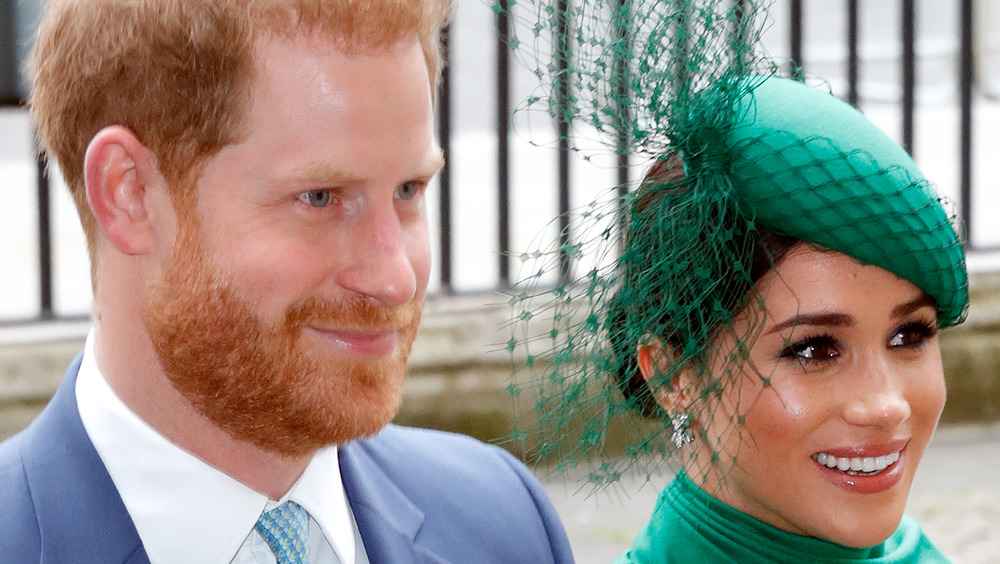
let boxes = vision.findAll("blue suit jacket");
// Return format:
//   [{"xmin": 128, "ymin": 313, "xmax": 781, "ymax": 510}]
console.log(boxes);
[{"xmin": 0, "ymin": 355, "xmax": 574, "ymax": 563}]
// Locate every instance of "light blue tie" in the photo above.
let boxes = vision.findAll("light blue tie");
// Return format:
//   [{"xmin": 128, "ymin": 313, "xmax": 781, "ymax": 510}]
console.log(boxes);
[{"xmin": 255, "ymin": 500, "xmax": 310, "ymax": 564}]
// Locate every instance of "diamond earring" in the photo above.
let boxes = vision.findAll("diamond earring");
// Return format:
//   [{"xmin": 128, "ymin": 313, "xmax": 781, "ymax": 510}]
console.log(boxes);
[{"xmin": 671, "ymin": 412, "xmax": 694, "ymax": 448}]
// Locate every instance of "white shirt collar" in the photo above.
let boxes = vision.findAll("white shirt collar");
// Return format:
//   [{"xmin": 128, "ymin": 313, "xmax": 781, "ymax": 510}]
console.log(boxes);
[{"xmin": 76, "ymin": 329, "xmax": 356, "ymax": 564}]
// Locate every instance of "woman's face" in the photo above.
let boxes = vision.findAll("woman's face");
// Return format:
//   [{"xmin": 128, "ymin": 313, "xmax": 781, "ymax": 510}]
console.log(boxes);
[{"xmin": 693, "ymin": 244, "xmax": 945, "ymax": 548}]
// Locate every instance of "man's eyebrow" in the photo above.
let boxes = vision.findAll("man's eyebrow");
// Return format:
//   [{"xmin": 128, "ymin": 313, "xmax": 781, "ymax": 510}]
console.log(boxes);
[
  {"xmin": 276, "ymin": 149, "xmax": 444, "ymax": 186},
  {"xmin": 416, "ymin": 148, "xmax": 445, "ymax": 178},
  {"xmin": 279, "ymin": 163, "xmax": 364, "ymax": 185},
  {"xmin": 767, "ymin": 312, "xmax": 854, "ymax": 334}
]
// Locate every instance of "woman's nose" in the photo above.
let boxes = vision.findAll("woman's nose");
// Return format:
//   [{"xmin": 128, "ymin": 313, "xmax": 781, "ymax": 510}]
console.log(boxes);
[{"xmin": 841, "ymin": 356, "xmax": 912, "ymax": 429}]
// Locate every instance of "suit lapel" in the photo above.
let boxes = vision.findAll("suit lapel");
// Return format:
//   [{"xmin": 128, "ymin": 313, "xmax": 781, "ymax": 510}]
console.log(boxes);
[
  {"xmin": 23, "ymin": 358, "xmax": 456, "ymax": 564},
  {"xmin": 339, "ymin": 437, "xmax": 448, "ymax": 564},
  {"xmin": 21, "ymin": 354, "xmax": 149, "ymax": 564}
]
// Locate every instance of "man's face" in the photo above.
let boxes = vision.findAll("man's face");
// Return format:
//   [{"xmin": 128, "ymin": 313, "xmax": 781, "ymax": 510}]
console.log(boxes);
[{"xmin": 144, "ymin": 33, "xmax": 442, "ymax": 456}]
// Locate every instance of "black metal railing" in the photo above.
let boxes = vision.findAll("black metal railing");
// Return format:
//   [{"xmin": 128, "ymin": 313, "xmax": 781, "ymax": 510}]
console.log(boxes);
[
  {"xmin": 781, "ymin": 2, "xmax": 976, "ymax": 242},
  {"xmin": 959, "ymin": 0, "xmax": 975, "ymax": 245},
  {"xmin": 436, "ymin": 28, "xmax": 454, "ymax": 292},
  {"xmin": 0, "ymin": 0, "xmax": 989, "ymax": 324},
  {"xmin": 1, "ymin": 0, "xmax": 54, "ymax": 322}
]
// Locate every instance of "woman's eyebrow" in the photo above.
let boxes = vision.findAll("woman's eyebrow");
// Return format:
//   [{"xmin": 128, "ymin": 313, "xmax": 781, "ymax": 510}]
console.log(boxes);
[
  {"xmin": 891, "ymin": 294, "xmax": 936, "ymax": 318},
  {"xmin": 766, "ymin": 312, "xmax": 854, "ymax": 334},
  {"xmin": 765, "ymin": 293, "xmax": 935, "ymax": 335}
]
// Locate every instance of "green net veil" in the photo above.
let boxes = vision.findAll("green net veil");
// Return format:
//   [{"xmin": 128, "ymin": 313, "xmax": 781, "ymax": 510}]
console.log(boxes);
[{"xmin": 502, "ymin": 0, "xmax": 969, "ymax": 489}]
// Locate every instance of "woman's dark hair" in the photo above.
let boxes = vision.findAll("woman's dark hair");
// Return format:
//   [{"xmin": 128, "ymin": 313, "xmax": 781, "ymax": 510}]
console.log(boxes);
[{"xmin": 612, "ymin": 153, "xmax": 800, "ymax": 417}]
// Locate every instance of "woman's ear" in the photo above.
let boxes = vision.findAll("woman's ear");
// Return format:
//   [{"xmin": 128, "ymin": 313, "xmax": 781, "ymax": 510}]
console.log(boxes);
[
  {"xmin": 637, "ymin": 337, "xmax": 690, "ymax": 411},
  {"xmin": 83, "ymin": 125, "xmax": 168, "ymax": 255},
  {"xmin": 636, "ymin": 337, "xmax": 666, "ymax": 384}
]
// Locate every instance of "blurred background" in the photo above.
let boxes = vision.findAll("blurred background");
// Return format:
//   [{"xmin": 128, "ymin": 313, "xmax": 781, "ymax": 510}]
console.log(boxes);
[{"xmin": 2, "ymin": 0, "xmax": 999, "ymax": 562}]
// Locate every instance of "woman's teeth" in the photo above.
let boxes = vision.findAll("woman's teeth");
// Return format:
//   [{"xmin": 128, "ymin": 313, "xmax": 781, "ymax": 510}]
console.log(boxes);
[{"xmin": 813, "ymin": 451, "xmax": 900, "ymax": 475}]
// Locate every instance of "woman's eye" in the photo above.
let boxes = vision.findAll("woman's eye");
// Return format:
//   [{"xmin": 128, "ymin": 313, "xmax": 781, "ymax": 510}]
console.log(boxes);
[
  {"xmin": 780, "ymin": 335, "xmax": 839, "ymax": 363},
  {"xmin": 888, "ymin": 321, "xmax": 937, "ymax": 348},
  {"xmin": 299, "ymin": 189, "xmax": 331, "ymax": 207},
  {"xmin": 395, "ymin": 182, "xmax": 420, "ymax": 201}
]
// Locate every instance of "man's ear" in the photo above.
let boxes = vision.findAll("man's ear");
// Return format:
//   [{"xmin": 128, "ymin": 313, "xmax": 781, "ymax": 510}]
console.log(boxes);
[
  {"xmin": 84, "ymin": 126, "xmax": 168, "ymax": 255},
  {"xmin": 637, "ymin": 337, "xmax": 691, "ymax": 412}
]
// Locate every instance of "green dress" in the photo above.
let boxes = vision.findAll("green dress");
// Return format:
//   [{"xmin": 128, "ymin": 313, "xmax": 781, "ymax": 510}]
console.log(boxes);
[{"xmin": 615, "ymin": 473, "xmax": 951, "ymax": 564}]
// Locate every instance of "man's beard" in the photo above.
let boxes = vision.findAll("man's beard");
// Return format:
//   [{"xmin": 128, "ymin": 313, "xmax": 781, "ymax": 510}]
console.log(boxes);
[{"xmin": 142, "ymin": 220, "xmax": 422, "ymax": 457}]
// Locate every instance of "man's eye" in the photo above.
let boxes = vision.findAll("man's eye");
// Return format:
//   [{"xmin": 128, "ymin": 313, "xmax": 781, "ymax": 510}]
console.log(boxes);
[
  {"xmin": 395, "ymin": 182, "xmax": 420, "ymax": 201},
  {"xmin": 299, "ymin": 189, "xmax": 331, "ymax": 207}
]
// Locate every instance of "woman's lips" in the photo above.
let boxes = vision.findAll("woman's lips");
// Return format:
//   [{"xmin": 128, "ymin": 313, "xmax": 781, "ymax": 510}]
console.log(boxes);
[
  {"xmin": 812, "ymin": 439, "xmax": 909, "ymax": 494},
  {"xmin": 305, "ymin": 327, "xmax": 398, "ymax": 357},
  {"xmin": 814, "ymin": 451, "xmax": 900, "ymax": 474},
  {"xmin": 817, "ymin": 439, "xmax": 909, "ymax": 459}
]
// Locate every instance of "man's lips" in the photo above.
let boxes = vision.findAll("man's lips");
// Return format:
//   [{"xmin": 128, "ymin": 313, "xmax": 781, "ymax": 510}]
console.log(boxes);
[{"xmin": 305, "ymin": 327, "xmax": 398, "ymax": 357}]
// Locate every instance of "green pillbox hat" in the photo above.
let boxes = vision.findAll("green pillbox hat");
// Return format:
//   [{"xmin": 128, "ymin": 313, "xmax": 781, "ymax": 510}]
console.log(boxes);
[{"xmin": 727, "ymin": 77, "xmax": 968, "ymax": 326}]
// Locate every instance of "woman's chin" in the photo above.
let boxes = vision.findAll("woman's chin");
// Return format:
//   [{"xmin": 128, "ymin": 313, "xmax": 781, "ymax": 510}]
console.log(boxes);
[{"xmin": 814, "ymin": 510, "xmax": 905, "ymax": 549}]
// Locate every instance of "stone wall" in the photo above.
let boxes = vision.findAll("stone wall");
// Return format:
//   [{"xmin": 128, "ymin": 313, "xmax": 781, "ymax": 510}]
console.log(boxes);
[
  {"xmin": 939, "ymin": 270, "xmax": 1000, "ymax": 423},
  {"xmin": 2, "ymin": 273, "xmax": 999, "ymax": 447}
]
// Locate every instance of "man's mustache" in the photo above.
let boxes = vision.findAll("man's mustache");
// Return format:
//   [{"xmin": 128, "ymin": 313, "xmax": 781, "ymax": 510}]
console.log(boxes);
[{"xmin": 285, "ymin": 295, "xmax": 422, "ymax": 333}]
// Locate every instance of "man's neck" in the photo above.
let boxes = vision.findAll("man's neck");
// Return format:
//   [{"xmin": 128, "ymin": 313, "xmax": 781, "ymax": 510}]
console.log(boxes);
[{"xmin": 93, "ymin": 316, "xmax": 313, "ymax": 499}]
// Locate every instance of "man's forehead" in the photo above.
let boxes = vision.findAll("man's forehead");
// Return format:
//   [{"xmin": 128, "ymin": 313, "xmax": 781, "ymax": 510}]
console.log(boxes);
[
  {"xmin": 252, "ymin": 23, "xmax": 420, "ymax": 62},
  {"xmin": 249, "ymin": 30, "xmax": 427, "ymax": 96},
  {"xmin": 204, "ymin": 33, "xmax": 437, "ymax": 190},
  {"xmin": 275, "ymin": 147, "xmax": 444, "ymax": 186}
]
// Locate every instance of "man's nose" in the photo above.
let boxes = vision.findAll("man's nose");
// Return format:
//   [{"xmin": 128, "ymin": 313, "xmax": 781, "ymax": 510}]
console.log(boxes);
[{"xmin": 336, "ymin": 202, "xmax": 418, "ymax": 308}]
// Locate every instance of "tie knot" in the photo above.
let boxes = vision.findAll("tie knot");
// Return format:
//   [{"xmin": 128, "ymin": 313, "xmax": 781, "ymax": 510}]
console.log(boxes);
[{"xmin": 255, "ymin": 500, "xmax": 310, "ymax": 564}]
